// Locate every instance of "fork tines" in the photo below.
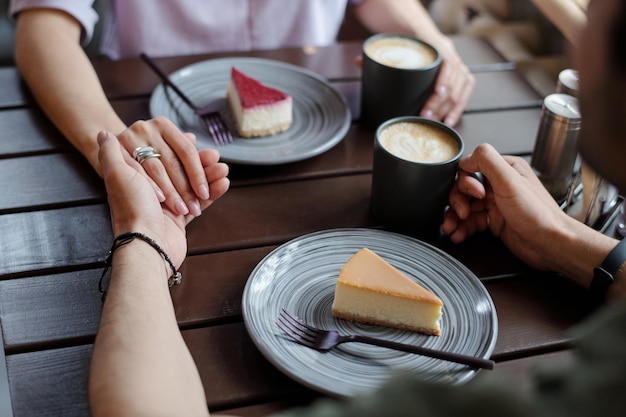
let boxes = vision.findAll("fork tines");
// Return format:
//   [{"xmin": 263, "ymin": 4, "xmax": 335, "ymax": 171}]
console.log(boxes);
[
  {"xmin": 277, "ymin": 309, "xmax": 317, "ymax": 345},
  {"xmin": 205, "ymin": 113, "xmax": 232, "ymax": 146}
]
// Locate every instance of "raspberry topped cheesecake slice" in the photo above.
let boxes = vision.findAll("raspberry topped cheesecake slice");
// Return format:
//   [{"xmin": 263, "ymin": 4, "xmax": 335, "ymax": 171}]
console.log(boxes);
[{"xmin": 226, "ymin": 67, "xmax": 293, "ymax": 138}]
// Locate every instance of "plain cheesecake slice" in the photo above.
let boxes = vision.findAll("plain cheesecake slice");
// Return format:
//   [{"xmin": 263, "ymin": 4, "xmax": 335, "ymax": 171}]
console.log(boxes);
[
  {"xmin": 226, "ymin": 67, "xmax": 293, "ymax": 138},
  {"xmin": 331, "ymin": 248, "xmax": 443, "ymax": 336}
]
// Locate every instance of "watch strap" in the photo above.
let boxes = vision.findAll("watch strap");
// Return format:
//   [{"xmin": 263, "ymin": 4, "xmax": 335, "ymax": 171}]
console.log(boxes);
[{"xmin": 591, "ymin": 238, "xmax": 626, "ymax": 304}]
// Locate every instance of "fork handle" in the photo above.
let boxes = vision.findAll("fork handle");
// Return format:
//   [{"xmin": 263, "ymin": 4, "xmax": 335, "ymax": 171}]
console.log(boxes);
[
  {"xmin": 349, "ymin": 335, "xmax": 494, "ymax": 370},
  {"xmin": 140, "ymin": 53, "xmax": 197, "ymax": 110}
]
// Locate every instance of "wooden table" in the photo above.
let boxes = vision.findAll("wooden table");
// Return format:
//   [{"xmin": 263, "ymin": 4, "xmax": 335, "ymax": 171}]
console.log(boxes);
[{"xmin": 0, "ymin": 38, "xmax": 594, "ymax": 416}]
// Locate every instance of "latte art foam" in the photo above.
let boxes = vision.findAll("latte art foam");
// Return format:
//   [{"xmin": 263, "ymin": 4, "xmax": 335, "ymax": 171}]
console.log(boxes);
[
  {"xmin": 379, "ymin": 122, "xmax": 459, "ymax": 163},
  {"xmin": 365, "ymin": 37, "xmax": 437, "ymax": 69}
]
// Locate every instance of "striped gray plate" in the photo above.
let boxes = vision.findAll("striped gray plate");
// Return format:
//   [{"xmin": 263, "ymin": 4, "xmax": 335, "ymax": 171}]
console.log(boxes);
[
  {"xmin": 149, "ymin": 57, "xmax": 351, "ymax": 165},
  {"xmin": 242, "ymin": 228, "xmax": 498, "ymax": 397}
]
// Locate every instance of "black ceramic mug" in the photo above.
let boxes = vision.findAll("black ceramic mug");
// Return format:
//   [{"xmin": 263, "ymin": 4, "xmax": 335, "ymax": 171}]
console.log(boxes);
[
  {"xmin": 360, "ymin": 33, "xmax": 442, "ymax": 130},
  {"xmin": 371, "ymin": 117, "xmax": 464, "ymax": 237}
]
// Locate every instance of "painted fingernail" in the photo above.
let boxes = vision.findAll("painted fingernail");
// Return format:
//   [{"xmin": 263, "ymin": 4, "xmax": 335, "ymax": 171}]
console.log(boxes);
[
  {"xmin": 423, "ymin": 109, "xmax": 434, "ymax": 119},
  {"xmin": 437, "ymin": 85, "xmax": 447, "ymax": 97},
  {"xmin": 155, "ymin": 187, "xmax": 166, "ymax": 202},
  {"xmin": 445, "ymin": 116, "xmax": 456, "ymax": 126},
  {"xmin": 175, "ymin": 199, "xmax": 189, "ymax": 215},
  {"xmin": 188, "ymin": 200, "xmax": 201, "ymax": 217},
  {"xmin": 199, "ymin": 184, "xmax": 210, "ymax": 200}
]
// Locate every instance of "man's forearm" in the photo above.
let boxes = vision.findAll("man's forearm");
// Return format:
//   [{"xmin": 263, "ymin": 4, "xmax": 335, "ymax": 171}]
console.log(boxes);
[
  {"xmin": 89, "ymin": 241, "xmax": 209, "ymax": 417},
  {"xmin": 354, "ymin": 0, "xmax": 445, "ymax": 44}
]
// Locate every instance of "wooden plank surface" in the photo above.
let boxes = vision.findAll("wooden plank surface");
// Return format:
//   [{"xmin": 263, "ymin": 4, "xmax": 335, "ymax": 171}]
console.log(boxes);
[
  {"xmin": 0, "ymin": 70, "xmax": 542, "ymax": 163},
  {"xmin": 3, "ymin": 131, "xmax": 546, "ymax": 273},
  {"xmin": 467, "ymin": 71, "xmax": 543, "ymax": 112},
  {"xmin": 0, "ymin": 103, "xmax": 541, "ymax": 214},
  {"xmin": 0, "ymin": 36, "xmax": 516, "ymax": 111},
  {"xmin": 0, "ymin": 36, "xmax": 573, "ymax": 417},
  {"xmin": 0, "ymin": 244, "xmax": 587, "ymax": 355},
  {"xmin": 4, "ymin": 317, "xmax": 580, "ymax": 417},
  {"xmin": 0, "ymin": 175, "xmax": 377, "ymax": 275},
  {"xmin": 0, "ymin": 327, "xmax": 11, "ymax": 417},
  {"xmin": 0, "ymin": 205, "xmax": 112, "ymax": 276},
  {"xmin": 0, "ymin": 67, "xmax": 30, "ymax": 108},
  {"xmin": 0, "ymin": 154, "xmax": 103, "ymax": 213},
  {"xmin": 91, "ymin": 37, "xmax": 510, "ymax": 101},
  {"xmin": 0, "ymin": 108, "xmax": 68, "ymax": 158},
  {"xmin": 6, "ymin": 345, "xmax": 93, "ymax": 417},
  {"xmin": 457, "ymin": 108, "xmax": 542, "ymax": 156}
]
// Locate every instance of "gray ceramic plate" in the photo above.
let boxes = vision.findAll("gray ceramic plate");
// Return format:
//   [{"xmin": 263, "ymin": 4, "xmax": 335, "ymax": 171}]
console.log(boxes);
[
  {"xmin": 149, "ymin": 57, "xmax": 351, "ymax": 165},
  {"xmin": 242, "ymin": 228, "xmax": 498, "ymax": 397}
]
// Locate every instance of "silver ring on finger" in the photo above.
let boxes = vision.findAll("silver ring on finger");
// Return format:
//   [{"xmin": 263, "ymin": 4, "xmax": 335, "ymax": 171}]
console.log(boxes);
[{"xmin": 133, "ymin": 146, "xmax": 161, "ymax": 165}]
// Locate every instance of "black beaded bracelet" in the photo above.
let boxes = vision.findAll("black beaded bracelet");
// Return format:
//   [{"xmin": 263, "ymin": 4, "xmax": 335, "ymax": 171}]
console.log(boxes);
[{"xmin": 99, "ymin": 232, "xmax": 182, "ymax": 300}]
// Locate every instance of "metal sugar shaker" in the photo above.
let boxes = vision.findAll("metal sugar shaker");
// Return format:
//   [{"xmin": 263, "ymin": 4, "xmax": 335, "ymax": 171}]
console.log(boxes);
[
  {"xmin": 531, "ymin": 93, "xmax": 582, "ymax": 203},
  {"xmin": 556, "ymin": 69, "xmax": 579, "ymax": 97}
]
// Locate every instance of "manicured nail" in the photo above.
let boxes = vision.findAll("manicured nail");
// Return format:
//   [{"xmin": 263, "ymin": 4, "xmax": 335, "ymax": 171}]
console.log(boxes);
[
  {"xmin": 445, "ymin": 116, "xmax": 456, "ymax": 126},
  {"xmin": 423, "ymin": 109, "xmax": 434, "ymax": 119},
  {"xmin": 155, "ymin": 187, "xmax": 166, "ymax": 202},
  {"xmin": 188, "ymin": 200, "xmax": 201, "ymax": 217},
  {"xmin": 199, "ymin": 184, "xmax": 210, "ymax": 200},
  {"xmin": 437, "ymin": 85, "xmax": 448, "ymax": 97},
  {"xmin": 175, "ymin": 199, "xmax": 189, "ymax": 215}
]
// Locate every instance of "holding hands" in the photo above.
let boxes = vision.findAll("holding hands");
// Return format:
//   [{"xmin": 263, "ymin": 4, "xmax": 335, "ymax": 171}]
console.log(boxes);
[
  {"xmin": 98, "ymin": 129, "xmax": 230, "ymax": 268},
  {"xmin": 92, "ymin": 129, "xmax": 225, "ymax": 416},
  {"xmin": 114, "ymin": 117, "xmax": 219, "ymax": 218}
]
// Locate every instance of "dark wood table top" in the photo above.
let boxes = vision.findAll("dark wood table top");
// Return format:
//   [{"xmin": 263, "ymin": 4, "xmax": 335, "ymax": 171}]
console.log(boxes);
[{"xmin": 0, "ymin": 37, "xmax": 590, "ymax": 417}]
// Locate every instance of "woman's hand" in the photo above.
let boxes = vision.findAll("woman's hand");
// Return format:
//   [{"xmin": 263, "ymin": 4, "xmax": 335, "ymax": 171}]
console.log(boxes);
[
  {"xmin": 98, "ymin": 130, "xmax": 230, "ymax": 267},
  {"xmin": 420, "ymin": 37, "xmax": 475, "ymax": 127},
  {"xmin": 116, "ymin": 116, "xmax": 217, "ymax": 218},
  {"xmin": 442, "ymin": 144, "xmax": 572, "ymax": 271}
]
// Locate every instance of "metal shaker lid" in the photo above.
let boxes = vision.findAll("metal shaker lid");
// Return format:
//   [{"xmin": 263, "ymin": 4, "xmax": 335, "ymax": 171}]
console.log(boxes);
[
  {"xmin": 543, "ymin": 93, "xmax": 581, "ymax": 125},
  {"xmin": 557, "ymin": 69, "xmax": 579, "ymax": 96}
]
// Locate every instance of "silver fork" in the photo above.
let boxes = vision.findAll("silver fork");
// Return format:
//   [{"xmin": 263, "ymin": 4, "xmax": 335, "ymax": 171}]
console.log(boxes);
[
  {"xmin": 140, "ymin": 53, "xmax": 233, "ymax": 146},
  {"xmin": 277, "ymin": 309, "xmax": 494, "ymax": 370}
]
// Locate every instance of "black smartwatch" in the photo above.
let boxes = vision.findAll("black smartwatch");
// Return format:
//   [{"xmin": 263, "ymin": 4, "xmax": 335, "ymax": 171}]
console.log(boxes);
[{"xmin": 591, "ymin": 238, "xmax": 626, "ymax": 304}]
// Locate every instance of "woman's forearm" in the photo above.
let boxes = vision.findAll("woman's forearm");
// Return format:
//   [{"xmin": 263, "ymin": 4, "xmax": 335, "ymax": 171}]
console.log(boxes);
[{"xmin": 14, "ymin": 9, "xmax": 127, "ymax": 175}]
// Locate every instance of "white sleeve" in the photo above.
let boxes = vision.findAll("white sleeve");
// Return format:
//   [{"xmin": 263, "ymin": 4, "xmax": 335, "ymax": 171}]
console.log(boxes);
[{"xmin": 9, "ymin": 0, "xmax": 99, "ymax": 45}]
